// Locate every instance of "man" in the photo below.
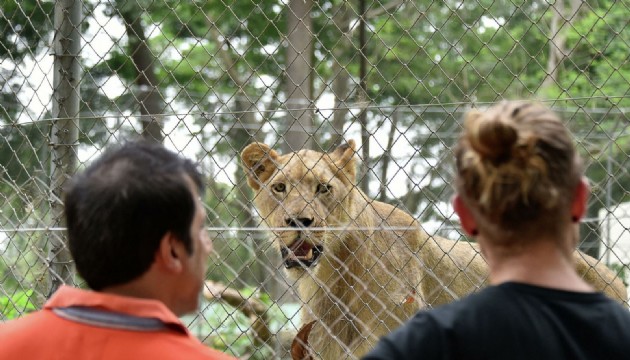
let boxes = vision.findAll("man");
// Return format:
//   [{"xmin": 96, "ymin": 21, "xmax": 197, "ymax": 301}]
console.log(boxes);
[{"xmin": 0, "ymin": 141, "xmax": 235, "ymax": 359}]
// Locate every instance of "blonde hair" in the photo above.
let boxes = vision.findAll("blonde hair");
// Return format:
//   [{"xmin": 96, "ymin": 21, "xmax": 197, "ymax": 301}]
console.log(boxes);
[{"xmin": 455, "ymin": 101, "xmax": 582, "ymax": 237}]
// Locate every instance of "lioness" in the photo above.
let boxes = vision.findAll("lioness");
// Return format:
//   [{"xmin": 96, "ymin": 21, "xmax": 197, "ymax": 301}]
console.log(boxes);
[{"xmin": 240, "ymin": 140, "xmax": 627, "ymax": 359}]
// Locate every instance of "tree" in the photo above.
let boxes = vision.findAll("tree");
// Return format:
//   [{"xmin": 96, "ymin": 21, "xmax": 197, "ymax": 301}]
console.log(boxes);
[
  {"xmin": 283, "ymin": 0, "xmax": 315, "ymax": 152},
  {"xmin": 543, "ymin": 0, "xmax": 630, "ymax": 257},
  {"xmin": 0, "ymin": 0, "xmax": 55, "ymax": 304}
]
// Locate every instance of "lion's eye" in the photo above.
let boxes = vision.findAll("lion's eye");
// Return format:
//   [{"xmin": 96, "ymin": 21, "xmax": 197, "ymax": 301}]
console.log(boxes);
[
  {"xmin": 272, "ymin": 183, "xmax": 286, "ymax": 193},
  {"xmin": 316, "ymin": 183, "xmax": 332, "ymax": 194}
]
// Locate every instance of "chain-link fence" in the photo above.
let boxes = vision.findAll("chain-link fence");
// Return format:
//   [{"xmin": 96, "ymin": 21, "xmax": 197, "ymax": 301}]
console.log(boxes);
[{"xmin": 1, "ymin": 0, "xmax": 629, "ymax": 358}]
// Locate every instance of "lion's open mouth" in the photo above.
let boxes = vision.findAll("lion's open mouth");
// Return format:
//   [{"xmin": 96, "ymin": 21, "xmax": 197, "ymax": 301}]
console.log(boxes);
[{"xmin": 280, "ymin": 239, "xmax": 323, "ymax": 269}]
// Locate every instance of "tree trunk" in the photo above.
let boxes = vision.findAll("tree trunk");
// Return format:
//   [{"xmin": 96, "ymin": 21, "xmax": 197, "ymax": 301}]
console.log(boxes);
[
  {"xmin": 120, "ymin": 6, "xmax": 163, "ymax": 143},
  {"xmin": 378, "ymin": 110, "xmax": 398, "ymax": 202},
  {"xmin": 283, "ymin": 0, "xmax": 314, "ymax": 152},
  {"xmin": 542, "ymin": 0, "xmax": 582, "ymax": 89},
  {"xmin": 327, "ymin": 2, "xmax": 352, "ymax": 151},
  {"xmin": 358, "ymin": 0, "xmax": 371, "ymax": 195}
]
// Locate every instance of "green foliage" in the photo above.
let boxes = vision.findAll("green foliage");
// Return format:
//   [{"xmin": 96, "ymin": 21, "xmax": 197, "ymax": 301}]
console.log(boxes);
[
  {"xmin": 0, "ymin": 0, "xmax": 54, "ymax": 59},
  {"xmin": 610, "ymin": 263, "xmax": 629, "ymax": 287},
  {"xmin": 0, "ymin": 124, "xmax": 50, "ymax": 304},
  {"xmin": 185, "ymin": 292, "xmax": 300, "ymax": 359},
  {"xmin": 89, "ymin": 52, "xmax": 138, "ymax": 81},
  {"xmin": 0, "ymin": 0, "xmax": 54, "ymax": 124},
  {"xmin": 549, "ymin": 0, "xmax": 630, "ymax": 108},
  {"xmin": 0, "ymin": 122, "xmax": 49, "ymax": 218},
  {"xmin": 0, "ymin": 289, "xmax": 37, "ymax": 320}
]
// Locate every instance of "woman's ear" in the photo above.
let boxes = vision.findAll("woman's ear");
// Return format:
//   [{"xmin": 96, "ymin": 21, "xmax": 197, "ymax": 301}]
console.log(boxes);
[
  {"xmin": 571, "ymin": 178, "xmax": 590, "ymax": 222},
  {"xmin": 453, "ymin": 195, "xmax": 478, "ymax": 237},
  {"xmin": 156, "ymin": 232, "xmax": 183, "ymax": 273}
]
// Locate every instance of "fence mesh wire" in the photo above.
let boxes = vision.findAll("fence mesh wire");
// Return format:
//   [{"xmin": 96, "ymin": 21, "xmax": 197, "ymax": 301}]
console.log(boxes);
[{"xmin": 1, "ymin": 0, "xmax": 630, "ymax": 358}]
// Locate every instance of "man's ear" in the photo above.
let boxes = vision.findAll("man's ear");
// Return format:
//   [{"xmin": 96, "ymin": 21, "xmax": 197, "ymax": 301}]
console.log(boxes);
[
  {"xmin": 240, "ymin": 142, "xmax": 280, "ymax": 191},
  {"xmin": 327, "ymin": 140, "xmax": 357, "ymax": 185},
  {"xmin": 571, "ymin": 178, "xmax": 589, "ymax": 221},
  {"xmin": 156, "ymin": 232, "xmax": 184, "ymax": 274},
  {"xmin": 453, "ymin": 195, "xmax": 478, "ymax": 237}
]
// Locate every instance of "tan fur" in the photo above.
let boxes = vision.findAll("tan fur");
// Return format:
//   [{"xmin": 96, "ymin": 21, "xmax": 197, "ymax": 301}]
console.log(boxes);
[{"xmin": 241, "ymin": 141, "xmax": 627, "ymax": 359}]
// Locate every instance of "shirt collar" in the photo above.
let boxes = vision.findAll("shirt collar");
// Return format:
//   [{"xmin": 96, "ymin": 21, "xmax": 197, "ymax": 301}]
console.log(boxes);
[{"xmin": 45, "ymin": 285, "xmax": 189, "ymax": 334}]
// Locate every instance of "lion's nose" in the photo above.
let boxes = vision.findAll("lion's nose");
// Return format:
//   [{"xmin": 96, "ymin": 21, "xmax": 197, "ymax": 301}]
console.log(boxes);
[{"xmin": 285, "ymin": 217, "xmax": 314, "ymax": 228}]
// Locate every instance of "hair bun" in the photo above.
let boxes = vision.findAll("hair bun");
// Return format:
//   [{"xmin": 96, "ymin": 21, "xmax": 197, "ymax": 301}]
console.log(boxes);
[{"xmin": 464, "ymin": 108, "xmax": 518, "ymax": 163}]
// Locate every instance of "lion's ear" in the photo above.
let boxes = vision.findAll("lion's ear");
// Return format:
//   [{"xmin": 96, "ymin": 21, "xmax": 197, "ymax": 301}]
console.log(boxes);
[
  {"xmin": 240, "ymin": 142, "xmax": 280, "ymax": 190},
  {"xmin": 329, "ymin": 140, "xmax": 357, "ymax": 184}
]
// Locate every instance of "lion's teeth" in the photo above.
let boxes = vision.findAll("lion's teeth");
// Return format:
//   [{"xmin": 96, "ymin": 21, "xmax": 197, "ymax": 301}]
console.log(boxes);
[{"xmin": 305, "ymin": 248, "xmax": 313, "ymax": 260}]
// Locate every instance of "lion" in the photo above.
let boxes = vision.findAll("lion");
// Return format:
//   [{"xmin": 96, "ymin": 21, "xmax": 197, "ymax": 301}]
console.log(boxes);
[{"xmin": 240, "ymin": 140, "xmax": 627, "ymax": 359}]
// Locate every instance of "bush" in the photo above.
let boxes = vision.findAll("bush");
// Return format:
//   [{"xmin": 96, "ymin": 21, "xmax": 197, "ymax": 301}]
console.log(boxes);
[
  {"xmin": 183, "ymin": 287, "xmax": 301, "ymax": 359},
  {"xmin": 0, "ymin": 289, "xmax": 37, "ymax": 320}
]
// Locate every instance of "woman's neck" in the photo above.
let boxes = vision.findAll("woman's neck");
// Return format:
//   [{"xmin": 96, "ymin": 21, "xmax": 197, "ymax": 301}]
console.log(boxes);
[{"xmin": 482, "ymin": 238, "xmax": 594, "ymax": 292}]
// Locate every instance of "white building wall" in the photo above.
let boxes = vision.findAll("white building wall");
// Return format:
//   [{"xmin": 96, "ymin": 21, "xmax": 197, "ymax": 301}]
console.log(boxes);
[{"xmin": 599, "ymin": 202, "xmax": 630, "ymax": 266}]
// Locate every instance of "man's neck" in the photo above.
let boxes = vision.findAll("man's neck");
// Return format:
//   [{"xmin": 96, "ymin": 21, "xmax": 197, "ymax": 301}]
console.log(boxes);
[
  {"xmin": 100, "ymin": 272, "xmax": 184, "ymax": 316},
  {"xmin": 101, "ymin": 280, "xmax": 159, "ymax": 301}
]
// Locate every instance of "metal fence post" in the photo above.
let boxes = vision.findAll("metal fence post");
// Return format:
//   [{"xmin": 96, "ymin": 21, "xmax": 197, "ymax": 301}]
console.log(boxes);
[{"xmin": 48, "ymin": 0, "xmax": 81, "ymax": 297}]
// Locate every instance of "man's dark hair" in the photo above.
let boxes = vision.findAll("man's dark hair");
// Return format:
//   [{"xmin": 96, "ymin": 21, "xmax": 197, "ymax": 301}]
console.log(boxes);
[{"xmin": 64, "ymin": 141, "xmax": 204, "ymax": 290}]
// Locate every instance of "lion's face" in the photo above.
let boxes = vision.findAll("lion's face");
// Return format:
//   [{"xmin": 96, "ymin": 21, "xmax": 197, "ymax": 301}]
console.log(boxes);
[{"xmin": 240, "ymin": 141, "xmax": 358, "ymax": 271}]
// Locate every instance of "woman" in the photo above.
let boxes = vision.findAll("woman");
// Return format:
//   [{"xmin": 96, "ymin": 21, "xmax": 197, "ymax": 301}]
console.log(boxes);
[{"xmin": 362, "ymin": 101, "xmax": 630, "ymax": 359}]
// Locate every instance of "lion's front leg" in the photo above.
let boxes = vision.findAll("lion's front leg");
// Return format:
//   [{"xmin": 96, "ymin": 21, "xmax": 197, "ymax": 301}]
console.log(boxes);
[
  {"xmin": 298, "ymin": 286, "xmax": 363, "ymax": 359},
  {"xmin": 305, "ymin": 318, "xmax": 360, "ymax": 359}
]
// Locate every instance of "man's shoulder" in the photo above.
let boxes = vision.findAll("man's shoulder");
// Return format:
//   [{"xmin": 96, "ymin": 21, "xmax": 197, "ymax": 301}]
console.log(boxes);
[
  {"xmin": 0, "ymin": 311, "xmax": 60, "ymax": 358},
  {"xmin": 0, "ymin": 310, "xmax": 50, "ymax": 334},
  {"xmin": 0, "ymin": 310, "xmax": 235, "ymax": 360}
]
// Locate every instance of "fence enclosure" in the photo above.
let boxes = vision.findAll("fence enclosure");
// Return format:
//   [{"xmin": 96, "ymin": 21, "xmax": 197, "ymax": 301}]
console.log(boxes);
[{"xmin": 1, "ymin": 0, "xmax": 630, "ymax": 358}]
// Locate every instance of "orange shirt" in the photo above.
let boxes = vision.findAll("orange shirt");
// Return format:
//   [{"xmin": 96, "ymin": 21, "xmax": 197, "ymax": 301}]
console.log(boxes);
[{"xmin": 0, "ymin": 286, "xmax": 235, "ymax": 360}]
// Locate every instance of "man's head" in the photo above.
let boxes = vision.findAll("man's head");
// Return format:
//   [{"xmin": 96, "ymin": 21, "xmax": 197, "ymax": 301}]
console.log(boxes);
[{"xmin": 64, "ymin": 141, "xmax": 207, "ymax": 293}]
